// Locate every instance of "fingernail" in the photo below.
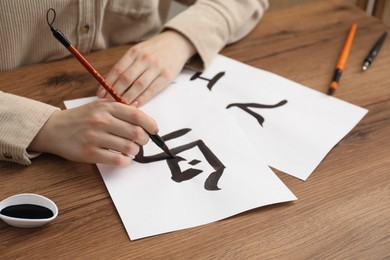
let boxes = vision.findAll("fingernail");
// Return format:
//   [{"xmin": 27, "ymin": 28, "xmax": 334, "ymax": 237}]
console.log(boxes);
[
  {"xmin": 97, "ymin": 88, "xmax": 106, "ymax": 98},
  {"xmin": 150, "ymin": 126, "xmax": 159, "ymax": 135},
  {"xmin": 131, "ymin": 100, "xmax": 139, "ymax": 107}
]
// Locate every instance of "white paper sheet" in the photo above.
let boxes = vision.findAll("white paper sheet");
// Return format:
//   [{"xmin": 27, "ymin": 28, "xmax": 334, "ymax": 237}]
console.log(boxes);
[
  {"xmin": 64, "ymin": 84, "xmax": 297, "ymax": 240},
  {"xmin": 174, "ymin": 55, "xmax": 368, "ymax": 180}
]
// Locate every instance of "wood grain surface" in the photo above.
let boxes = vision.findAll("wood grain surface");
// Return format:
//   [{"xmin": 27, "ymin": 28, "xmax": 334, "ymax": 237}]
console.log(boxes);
[{"xmin": 0, "ymin": 0, "xmax": 389, "ymax": 259}]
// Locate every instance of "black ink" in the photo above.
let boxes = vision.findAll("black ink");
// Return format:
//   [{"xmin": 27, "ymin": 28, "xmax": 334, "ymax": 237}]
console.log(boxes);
[
  {"xmin": 189, "ymin": 159, "xmax": 201, "ymax": 166},
  {"xmin": 135, "ymin": 128, "xmax": 225, "ymax": 191},
  {"xmin": 148, "ymin": 134, "xmax": 176, "ymax": 158},
  {"xmin": 190, "ymin": 71, "xmax": 225, "ymax": 90},
  {"xmin": 226, "ymin": 100, "xmax": 288, "ymax": 127},
  {"xmin": 0, "ymin": 204, "xmax": 54, "ymax": 219}
]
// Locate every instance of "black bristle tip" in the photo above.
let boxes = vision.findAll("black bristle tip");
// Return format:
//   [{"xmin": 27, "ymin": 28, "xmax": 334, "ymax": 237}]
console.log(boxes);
[{"xmin": 163, "ymin": 145, "xmax": 176, "ymax": 159}]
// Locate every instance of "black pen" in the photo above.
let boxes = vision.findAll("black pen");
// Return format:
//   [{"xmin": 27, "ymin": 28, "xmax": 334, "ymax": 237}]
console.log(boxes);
[{"xmin": 362, "ymin": 32, "xmax": 387, "ymax": 71}]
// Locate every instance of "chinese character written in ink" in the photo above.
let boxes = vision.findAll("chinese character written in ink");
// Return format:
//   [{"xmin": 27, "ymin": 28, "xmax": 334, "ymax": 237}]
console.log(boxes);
[
  {"xmin": 190, "ymin": 71, "xmax": 225, "ymax": 91},
  {"xmin": 190, "ymin": 70, "xmax": 288, "ymax": 126},
  {"xmin": 226, "ymin": 100, "xmax": 288, "ymax": 127},
  {"xmin": 135, "ymin": 128, "xmax": 225, "ymax": 191}
]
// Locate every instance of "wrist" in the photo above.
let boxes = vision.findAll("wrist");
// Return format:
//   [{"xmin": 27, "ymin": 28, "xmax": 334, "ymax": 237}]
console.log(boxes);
[
  {"xmin": 28, "ymin": 110, "xmax": 60, "ymax": 154},
  {"xmin": 162, "ymin": 30, "xmax": 196, "ymax": 61}
]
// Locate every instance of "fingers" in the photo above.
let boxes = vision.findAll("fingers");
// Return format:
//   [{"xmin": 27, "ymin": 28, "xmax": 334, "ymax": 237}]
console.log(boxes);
[
  {"xmin": 97, "ymin": 47, "xmax": 147, "ymax": 101},
  {"xmin": 92, "ymin": 132, "xmax": 141, "ymax": 156},
  {"xmin": 97, "ymin": 50, "xmax": 137, "ymax": 99},
  {"xmin": 98, "ymin": 62, "xmax": 170, "ymax": 106},
  {"xmin": 102, "ymin": 53, "xmax": 165, "ymax": 105},
  {"xmin": 85, "ymin": 107, "xmax": 155, "ymax": 166},
  {"xmin": 74, "ymin": 107, "xmax": 153, "ymax": 167},
  {"xmin": 33, "ymin": 100, "xmax": 159, "ymax": 167},
  {"xmin": 105, "ymin": 119, "xmax": 150, "ymax": 147},
  {"xmin": 97, "ymin": 40, "xmax": 177, "ymax": 104},
  {"xmin": 111, "ymin": 60, "xmax": 148, "ymax": 97},
  {"xmin": 134, "ymin": 72, "xmax": 171, "ymax": 106},
  {"xmin": 77, "ymin": 118, "xmax": 145, "ymax": 167},
  {"xmin": 110, "ymin": 102, "xmax": 159, "ymax": 135},
  {"xmin": 83, "ymin": 148, "xmax": 133, "ymax": 167},
  {"xmin": 97, "ymin": 30, "xmax": 196, "ymax": 106},
  {"xmin": 120, "ymin": 63, "xmax": 161, "ymax": 104}
]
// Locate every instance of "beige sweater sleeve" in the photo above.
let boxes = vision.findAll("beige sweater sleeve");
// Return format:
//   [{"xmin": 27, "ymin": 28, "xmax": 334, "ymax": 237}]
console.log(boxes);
[
  {"xmin": 0, "ymin": 91, "xmax": 59, "ymax": 165},
  {"xmin": 164, "ymin": 0, "xmax": 269, "ymax": 71}
]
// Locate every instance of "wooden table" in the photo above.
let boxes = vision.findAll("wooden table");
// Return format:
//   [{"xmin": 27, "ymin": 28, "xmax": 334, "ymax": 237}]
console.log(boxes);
[{"xmin": 1, "ymin": 0, "xmax": 389, "ymax": 258}]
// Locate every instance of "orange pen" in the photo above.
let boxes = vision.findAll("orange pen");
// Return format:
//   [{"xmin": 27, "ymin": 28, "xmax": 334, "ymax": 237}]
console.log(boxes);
[{"xmin": 328, "ymin": 22, "xmax": 357, "ymax": 95}]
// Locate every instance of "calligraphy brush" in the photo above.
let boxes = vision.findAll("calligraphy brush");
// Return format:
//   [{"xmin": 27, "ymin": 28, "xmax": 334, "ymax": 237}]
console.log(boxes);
[{"xmin": 46, "ymin": 8, "xmax": 175, "ymax": 159}]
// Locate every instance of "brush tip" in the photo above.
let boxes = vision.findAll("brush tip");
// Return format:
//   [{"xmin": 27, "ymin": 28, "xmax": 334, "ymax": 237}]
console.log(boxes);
[{"xmin": 162, "ymin": 145, "xmax": 176, "ymax": 159}]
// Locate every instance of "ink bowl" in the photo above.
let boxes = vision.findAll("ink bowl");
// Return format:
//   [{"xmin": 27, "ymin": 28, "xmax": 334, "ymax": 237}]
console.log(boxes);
[{"xmin": 0, "ymin": 193, "xmax": 58, "ymax": 228}]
